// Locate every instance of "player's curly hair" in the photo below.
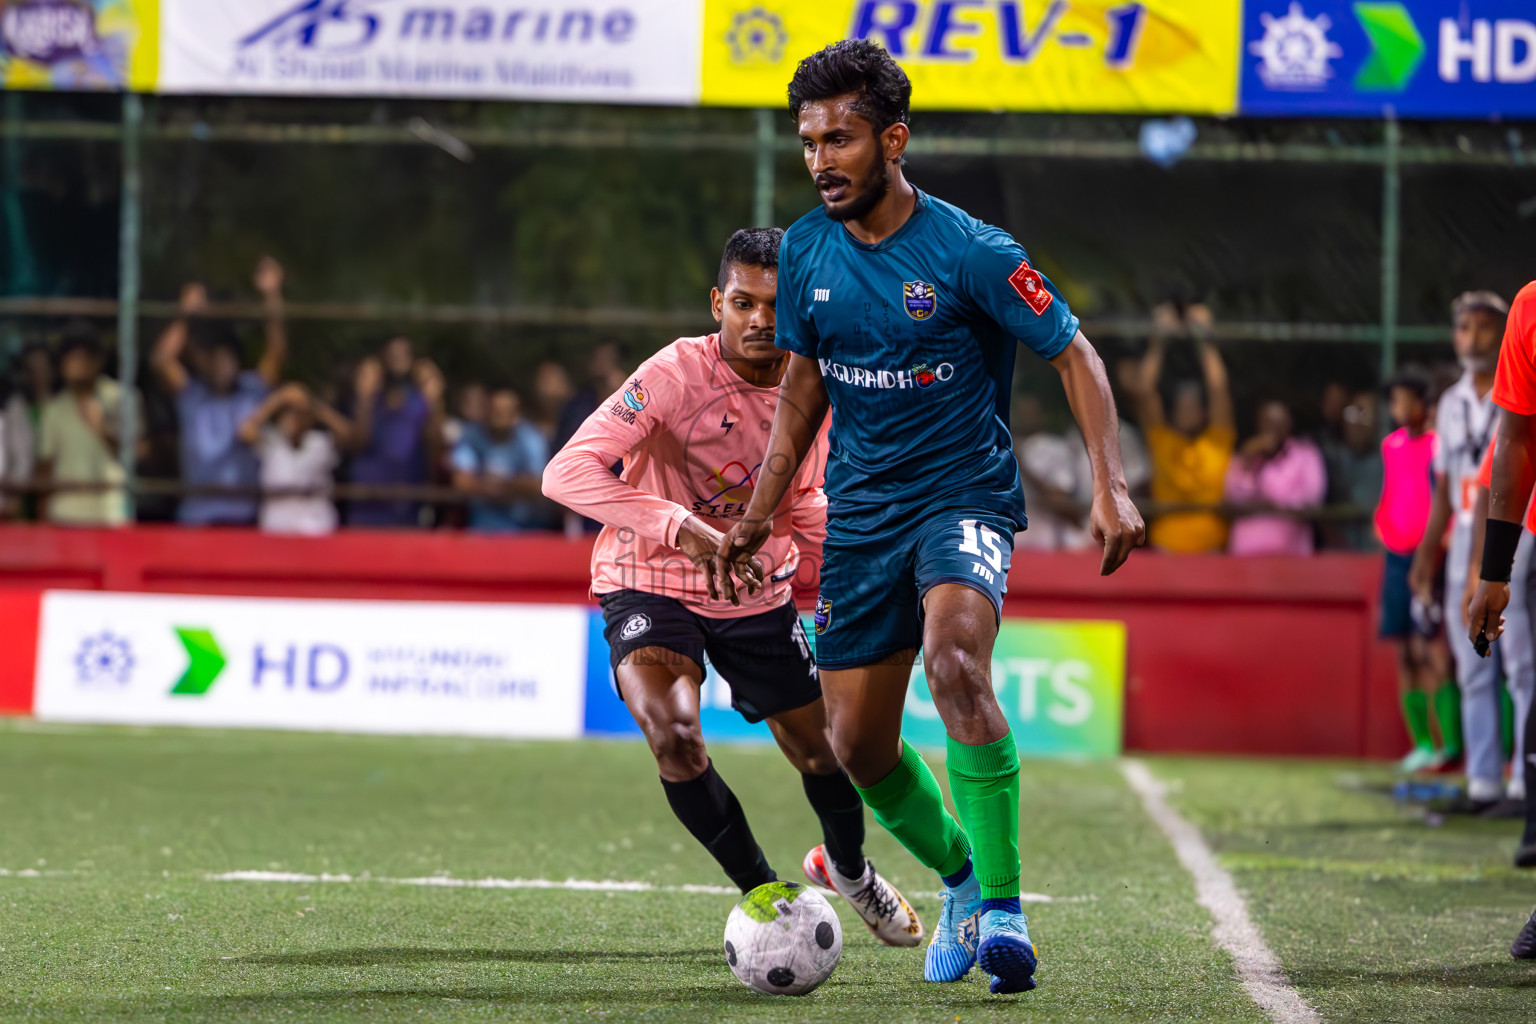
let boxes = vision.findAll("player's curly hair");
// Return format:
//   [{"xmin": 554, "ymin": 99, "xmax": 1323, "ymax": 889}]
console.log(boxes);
[
  {"xmin": 787, "ymin": 39, "xmax": 911, "ymax": 133},
  {"xmin": 717, "ymin": 227, "xmax": 784, "ymax": 289}
]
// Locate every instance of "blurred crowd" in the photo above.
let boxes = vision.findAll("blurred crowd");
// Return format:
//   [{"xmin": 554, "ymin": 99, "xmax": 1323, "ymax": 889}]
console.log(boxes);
[
  {"xmin": 0, "ymin": 262, "xmax": 1506, "ymax": 555},
  {"xmin": 0, "ymin": 257, "xmax": 631, "ymax": 537},
  {"xmin": 1013, "ymin": 299, "xmax": 1496, "ymax": 557}
]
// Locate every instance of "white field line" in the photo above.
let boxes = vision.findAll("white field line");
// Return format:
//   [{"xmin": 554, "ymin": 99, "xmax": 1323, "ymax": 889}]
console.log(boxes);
[
  {"xmin": 1120, "ymin": 761, "xmax": 1321, "ymax": 1024},
  {"xmin": 206, "ymin": 870, "xmax": 1089, "ymax": 903},
  {"xmin": 207, "ymin": 871, "xmax": 739, "ymax": 894}
]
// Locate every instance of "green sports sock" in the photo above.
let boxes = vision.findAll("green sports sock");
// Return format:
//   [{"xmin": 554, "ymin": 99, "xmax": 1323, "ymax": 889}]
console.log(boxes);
[
  {"xmin": 1401, "ymin": 691, "xmax": 1433, "ymax": 749},
  {"xmin": 1434, "ymin": 681, "xmax": 1463, "ymax": 758},
  {"xmin": 1501, "ymin": 686, "xmax": 1516, "ymax": 759},
  {"xmin": 945, "ymin": 732, "xmax": 1021, "ymax": 901},
  {"xmin": 854, "ymin": 740, "xmax": 970, "ymax": 878}
]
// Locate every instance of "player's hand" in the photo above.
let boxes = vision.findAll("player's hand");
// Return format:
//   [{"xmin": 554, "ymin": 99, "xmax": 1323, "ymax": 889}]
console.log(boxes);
[
  {"xmin": 1090, "ymin": 488, "xmax": 1144, "ymax": 576},
  {"xmin": 1407, "ymin": 549, "xmax": 1436, "ymax": 605},
  {"xmin": 679, "ymin": 515, "xmax": 762, "ymax": 606},
  {"xmin": 1460, "ymin": 571, "xmax": 1480, "ymax": 629},
  {"xmin": 714, "ymin": 517, "xmax": 771, "ymax": 606},
  {"xmin": 1467, "ymin": 579, "xmax": 1509, "ymax": 655}
]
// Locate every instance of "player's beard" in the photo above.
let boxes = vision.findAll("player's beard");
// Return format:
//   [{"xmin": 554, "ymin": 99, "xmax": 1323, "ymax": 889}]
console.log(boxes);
[{"xmin": 821, "ymin": 152, "xmax": 891, "ymax": 223}]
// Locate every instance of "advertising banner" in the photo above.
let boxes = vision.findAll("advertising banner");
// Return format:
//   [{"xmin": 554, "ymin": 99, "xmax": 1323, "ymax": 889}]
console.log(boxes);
[
  {"xmin": 1240, "ymin": 1, "xmax": 1536, "ymax": 118},
  {"xmin": 155, "ymin": 0, "xmax": 702, "ymax": 104},
  {"xmin": 700, "ymin": 1, "xmax": 1241, "ymax": 113},
  {"xmin": 584, "ymin": 614, "xmax": 1126, "ymax": 758},
  {"xmin": 34, "ymin": 591, "xmax": 589, "ymax": 738},
  {"xmin": 0, "ymin": 0, "xmax": 158, "ymax": 90}
]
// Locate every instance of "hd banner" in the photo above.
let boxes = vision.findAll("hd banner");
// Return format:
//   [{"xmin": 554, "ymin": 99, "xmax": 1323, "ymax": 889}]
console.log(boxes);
[
  {"xmin": 1240, "ymin": 0, "xmax": 1536, "ymax": 118},
  {"xmin": 34, "ymin": 591, "xmax": 590, "ymax": 738},
  {"xmin": 701, "ymin": 1, "xmax": 1242, "ymax": 113}
]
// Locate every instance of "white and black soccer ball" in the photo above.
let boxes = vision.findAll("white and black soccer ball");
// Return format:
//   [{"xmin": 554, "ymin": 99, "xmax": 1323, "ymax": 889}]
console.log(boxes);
[{"xmin": 722, "ymin": 881, "xmax": 841, "ymax": 996}]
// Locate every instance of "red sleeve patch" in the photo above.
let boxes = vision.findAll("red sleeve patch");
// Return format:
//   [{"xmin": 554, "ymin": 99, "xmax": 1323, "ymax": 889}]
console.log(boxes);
[{"xmin": 1007, "ymin": 260, "xmax": 1053, "ymax": 316}]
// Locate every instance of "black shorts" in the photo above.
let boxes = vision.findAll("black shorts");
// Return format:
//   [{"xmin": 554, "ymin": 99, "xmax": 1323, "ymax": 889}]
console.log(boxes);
[{"xmin": 598, "ymin": 589, "xmax": 820, "ymax": 724}]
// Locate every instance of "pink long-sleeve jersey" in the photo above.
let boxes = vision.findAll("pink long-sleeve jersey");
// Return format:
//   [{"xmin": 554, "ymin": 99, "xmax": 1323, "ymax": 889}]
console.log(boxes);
[{"xmin": 543, "ymin": 334, "xmax": 828, "ymax": 619}]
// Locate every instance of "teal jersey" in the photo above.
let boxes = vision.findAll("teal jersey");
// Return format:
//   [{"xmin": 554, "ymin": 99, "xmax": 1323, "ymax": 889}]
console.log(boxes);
[{"xmin": 776, "ymin": 189, "xmax": 1079, "ymax": 534}]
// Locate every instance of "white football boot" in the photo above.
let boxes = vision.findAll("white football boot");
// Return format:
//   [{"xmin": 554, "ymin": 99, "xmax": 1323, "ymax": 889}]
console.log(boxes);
[{"xmin": 802, "ymin": 844, "xmax": 924, "ymax": 947}]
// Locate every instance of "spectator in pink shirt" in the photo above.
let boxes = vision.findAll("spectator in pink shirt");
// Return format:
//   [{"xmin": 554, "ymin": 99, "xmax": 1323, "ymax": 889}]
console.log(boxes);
[{"xmin": 1223, "ymin": 400, "xmax": 1327, "ymax": 555}]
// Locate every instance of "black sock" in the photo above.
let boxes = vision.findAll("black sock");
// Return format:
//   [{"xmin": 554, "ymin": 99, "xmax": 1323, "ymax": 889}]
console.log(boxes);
[
  {"xmin": 801, "ymin": 770, "xmax": 866, "ymax": 881},
  {"xmin": 660, "ymin": 761, "xmax": 775, "ymax": 893}
]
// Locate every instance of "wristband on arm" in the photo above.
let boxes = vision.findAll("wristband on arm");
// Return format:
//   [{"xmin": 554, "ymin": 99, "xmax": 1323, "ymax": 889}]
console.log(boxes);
[{"xmin": 1480, "ymin": 518, "xmax": 1524, "ymax": 583}]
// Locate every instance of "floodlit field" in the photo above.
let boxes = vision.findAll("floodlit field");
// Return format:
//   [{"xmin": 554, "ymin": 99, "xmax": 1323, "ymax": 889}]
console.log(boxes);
[{"xmin": 1, "ymin": 722, "xmax": 1531, "ymax": 1023}]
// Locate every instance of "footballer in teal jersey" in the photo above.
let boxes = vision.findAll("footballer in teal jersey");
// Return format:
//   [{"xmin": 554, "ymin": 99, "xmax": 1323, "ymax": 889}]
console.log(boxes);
[{"xmin": 717, "ymin": 41, "xmax": 1145, "ymax": 995}]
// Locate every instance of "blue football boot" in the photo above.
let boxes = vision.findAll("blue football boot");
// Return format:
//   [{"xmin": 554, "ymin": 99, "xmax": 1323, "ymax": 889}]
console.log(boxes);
[
  {"xmin": 922, "ymin": 871, "xmax": 982, "ymax": 982},
  {"xmin": 977, "ymin": 907, "xmax": 1039, "ymax": 994}
]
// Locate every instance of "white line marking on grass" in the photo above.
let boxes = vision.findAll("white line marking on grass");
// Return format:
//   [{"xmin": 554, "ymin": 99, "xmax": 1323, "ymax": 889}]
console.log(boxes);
[
  {"xmin": 1121, "ymin": 760, "xmax": 1321, "ymax": 1024},
  {"xmin": 212, "ymin": 871, "xmax": 1095, "ymax": 903},
  {"xmin": 206, "ymin": 871, "xmax": 740, "ymax": 895}
]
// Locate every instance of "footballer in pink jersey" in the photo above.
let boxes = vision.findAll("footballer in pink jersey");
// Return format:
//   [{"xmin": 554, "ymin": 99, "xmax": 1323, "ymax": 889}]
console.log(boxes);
[{"xmin": 543, "ymin": 228, "xmax": 922, "ymax": 946}]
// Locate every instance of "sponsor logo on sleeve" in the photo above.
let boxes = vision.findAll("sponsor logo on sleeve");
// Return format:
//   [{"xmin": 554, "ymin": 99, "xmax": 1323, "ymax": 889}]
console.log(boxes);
[
  {"xmin": 1007, "ymin": 260, "xmax": 1054, "ymax": 315},
  {"xmin": 903, "ymin": 280, "xmax": 938, "ymax": 320},
  {"xmin": 609, "ymin": 378, "xmax": 649, "ymax": 424}
]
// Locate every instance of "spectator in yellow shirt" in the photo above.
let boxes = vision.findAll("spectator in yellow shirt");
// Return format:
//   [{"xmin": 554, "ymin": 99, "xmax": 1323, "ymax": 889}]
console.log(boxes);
[{"xmin": 1129, "ymin": 303, "xmax": 1235, "ymax": 553}]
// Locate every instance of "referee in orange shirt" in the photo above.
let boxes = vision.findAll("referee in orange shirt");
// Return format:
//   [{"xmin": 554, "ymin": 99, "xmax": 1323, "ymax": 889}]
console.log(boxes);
[{"xmin": 1466, "ymin": 279, "xmax": 1536, "ymax": 958}]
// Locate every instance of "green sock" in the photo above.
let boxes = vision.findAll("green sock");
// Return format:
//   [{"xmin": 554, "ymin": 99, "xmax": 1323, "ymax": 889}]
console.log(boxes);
[
  {"xmin": 1501, "ymin": 686, "xmax": 1516, "ymax": 759},
  {"xmin": 945, "ymin": 732, "xmax": 1021, "ymax": 901},
  {"xmin": 1401, "ymin": 691, "xmax": 1433, "ymax": 749},
  {"xmin": 854, "ymin": 739, "xmax": 970, "ymax": 878},
  {"xmin": 1433, "ymin": 681, "xmax": 1463, "ymax": 758}
]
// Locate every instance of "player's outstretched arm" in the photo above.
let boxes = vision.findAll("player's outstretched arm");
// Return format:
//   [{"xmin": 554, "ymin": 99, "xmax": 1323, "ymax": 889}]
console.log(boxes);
[
  {"xmin": 1469, "ymin": 410, "xmax": 1536, "ymax": 650},
  {"xmin": 715, "ymin": 353, "xmax": 830, "ymax": 602},
  {"xmin": 1049, "ymin": 332, "xmax": 1146, "ymax": 575},
  {"xmin": 541, "ymin": 370, "xmax": 757, "ymax": 603}
]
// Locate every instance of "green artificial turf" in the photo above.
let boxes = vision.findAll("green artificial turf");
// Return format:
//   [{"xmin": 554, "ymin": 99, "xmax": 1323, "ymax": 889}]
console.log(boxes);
[
  {"xmin": 1, "ymin": 721, "xmax": 1530, "ymax": 1022},
  {"xmin": 1158, "ymin": 757, "xmax": 1536, "ymax": 1024}
]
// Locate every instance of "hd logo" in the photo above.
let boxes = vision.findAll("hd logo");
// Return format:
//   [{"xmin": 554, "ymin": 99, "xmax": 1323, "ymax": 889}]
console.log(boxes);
[{"xmin": 1245, "ymin": 2, "xmax": 1536, "ymax": 116}]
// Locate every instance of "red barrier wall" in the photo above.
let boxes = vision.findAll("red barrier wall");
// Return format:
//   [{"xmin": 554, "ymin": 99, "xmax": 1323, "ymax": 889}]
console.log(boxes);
[{"xmin": 0, "ymin": 525, "xmax": 1402, "ymax": 758}]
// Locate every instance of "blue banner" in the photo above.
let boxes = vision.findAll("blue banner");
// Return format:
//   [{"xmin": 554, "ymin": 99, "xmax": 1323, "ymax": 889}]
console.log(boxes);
[
  {"xmin": 1240, "ymin": 1, "xmax": 1536, "ymax": 118},
  {"xmin": 582, "ymin": 611, "xmax": 1126, "ymax": 757}
]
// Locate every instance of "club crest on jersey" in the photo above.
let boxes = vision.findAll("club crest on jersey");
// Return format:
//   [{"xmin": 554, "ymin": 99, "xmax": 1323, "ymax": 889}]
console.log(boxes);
[
  {"xmin": 1007, "ymin": 260, "xmax": 1053, "ymax": 316},
  {"xmin": 619, "ymin": 613, "xmax": 651, "ymax": 641},
  {"xmin": 903, "ymin": 280, "xmax": 937, "ymax": 321},
  {"xmin": 813, "ymin": 596, "xmax": 833, "ymax": 635}
]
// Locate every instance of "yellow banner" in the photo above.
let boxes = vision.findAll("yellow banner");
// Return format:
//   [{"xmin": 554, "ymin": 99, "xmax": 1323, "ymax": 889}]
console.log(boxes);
[
  {"xmin": 702, "ymin": 1, "xmax": 1239, "ymax": 114},
  {"xmin": 1, "ymin": 0, "xmax": 159, "ymax": 92}
]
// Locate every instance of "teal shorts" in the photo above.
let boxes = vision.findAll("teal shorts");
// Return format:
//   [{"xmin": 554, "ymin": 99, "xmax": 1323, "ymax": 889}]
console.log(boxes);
[{"xmin": 813, "ymin": 508, "xmax": 1014, "ymax": 670}]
